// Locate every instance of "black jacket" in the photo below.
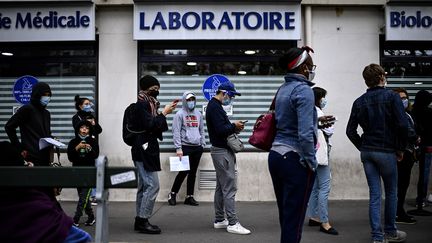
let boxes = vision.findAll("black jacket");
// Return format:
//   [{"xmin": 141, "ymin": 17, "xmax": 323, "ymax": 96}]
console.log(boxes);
[
  {"xmin": 131, "ymin": 99, "xmax": 168, "ymax": 172},
  {"xmin": 205, "ymin": 97, "xmax": 236, "ymax": 150},
  {"xmin": 412, "ymin": 90, "xmax": 432, "ymax": 147},
  {"xmin": 72, "ymin": 110, "xmax": 102, "ymax": 136},
  {"xmin": 5, "ymin": 82, "xmax": 52, "ymax": 165},
  {"xmin": 67, "ymin": 136, "xmax": 99, "ymax": 166}
]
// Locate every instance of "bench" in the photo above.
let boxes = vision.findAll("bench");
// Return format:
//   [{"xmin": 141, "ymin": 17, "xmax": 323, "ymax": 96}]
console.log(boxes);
[{"xmin": 0, "ymin": 155, "xmax": 137, "ymax": 243}]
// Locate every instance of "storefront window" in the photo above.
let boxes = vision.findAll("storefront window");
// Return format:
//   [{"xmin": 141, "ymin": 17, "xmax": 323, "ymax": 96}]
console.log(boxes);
[
  {"xmin": 138, "ymin": 41, "xmax": 296, "ymax": 151},
  {"xmin": 0, "ymin": 41, "xmax": 98, "ymax": 145},
  {"xmin": 380, "ymin": 35, "xmax": 432, "ymax": 100}
]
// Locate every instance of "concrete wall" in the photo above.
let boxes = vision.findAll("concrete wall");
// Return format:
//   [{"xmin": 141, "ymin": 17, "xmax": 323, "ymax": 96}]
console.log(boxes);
[{"xmin": 59, "ymin": 5, "xmax": 428, "ymax": 202}]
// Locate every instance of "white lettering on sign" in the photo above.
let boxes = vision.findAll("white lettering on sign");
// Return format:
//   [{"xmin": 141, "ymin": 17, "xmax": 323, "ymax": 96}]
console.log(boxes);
[
  {"xmin": 0, "ymin": 5, "xmax": 95, "ymax": 42},
  {"xmin": 110, "ymin": 171, "xmax": 136, "ymax": 186},
  {"xmin": 134, "ymin": 4, "xmax": 301, "ymax": 40}
]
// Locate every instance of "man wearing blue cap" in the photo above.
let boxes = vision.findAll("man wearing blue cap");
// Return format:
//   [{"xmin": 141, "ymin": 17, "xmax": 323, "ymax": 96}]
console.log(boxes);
[{"xmin": 205, "ymin": 81, "xmax": 251, "ymax": 235}]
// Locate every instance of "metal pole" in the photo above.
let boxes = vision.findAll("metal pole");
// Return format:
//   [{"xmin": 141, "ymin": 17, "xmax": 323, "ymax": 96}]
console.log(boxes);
[{"xmin": 95, "ymin": 155, "xmax": 109, "ymax": 243}]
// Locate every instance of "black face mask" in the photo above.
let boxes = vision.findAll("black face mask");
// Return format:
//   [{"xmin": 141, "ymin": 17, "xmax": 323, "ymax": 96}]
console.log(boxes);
[{"xmin": 148, "ymin": 90, "xmax": 159, "ymax": 98}]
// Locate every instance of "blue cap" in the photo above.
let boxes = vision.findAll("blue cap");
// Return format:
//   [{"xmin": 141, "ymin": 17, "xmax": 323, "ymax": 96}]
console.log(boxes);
[{"xmin": 218, "ymin": 82, "xmax": 241, "ymax": 97}]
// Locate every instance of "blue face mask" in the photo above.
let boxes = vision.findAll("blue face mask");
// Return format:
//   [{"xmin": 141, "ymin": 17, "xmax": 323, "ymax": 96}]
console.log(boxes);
[
  {"xmin": 222, "ymin": 94, "xmax": 233, "ymax": 106},
  {"xmin": 40, "ymin": 96, "xmax": 51, "ymax": 106},
  {"xmin": 402, "ymin": 99, "xmax": 409, "ymax": 109},
  {"xmin": 187, "ymin": 101, "xmax": 195, "ymax": 110},
  {"xmin": 320, "ymin": 98, "xmax": 327, "ymax": 109},
  {"xmin": 83, "ymin": 104, "xmax": 93, "ymax": 113}
]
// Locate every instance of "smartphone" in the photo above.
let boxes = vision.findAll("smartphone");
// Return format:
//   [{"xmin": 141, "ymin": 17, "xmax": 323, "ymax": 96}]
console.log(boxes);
[
  {"xmin": 241, "ymin": 120, "xmax": 248, "ymax": 124},
  {"xmin": 172, "ymin": 99, "xmax": 180, "ymax": 104}
]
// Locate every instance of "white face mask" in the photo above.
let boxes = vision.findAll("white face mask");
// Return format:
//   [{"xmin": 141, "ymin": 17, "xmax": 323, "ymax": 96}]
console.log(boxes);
[
  {"xmin": 308, "ymin": 70, "xmax": 316, "ymax": 82},
  {"xmin": 402, "ymin": 99, "xmax": 409, "ymax": 109},
  {"xmin": 320, "ymin": 98, "xmax": 327, "ymax": 109}
]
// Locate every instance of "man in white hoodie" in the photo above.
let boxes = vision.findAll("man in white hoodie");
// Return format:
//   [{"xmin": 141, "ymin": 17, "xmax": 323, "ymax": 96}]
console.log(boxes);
[{"xmin": 168, "ymin": 92, "xmax": 206, "ymax": 206}]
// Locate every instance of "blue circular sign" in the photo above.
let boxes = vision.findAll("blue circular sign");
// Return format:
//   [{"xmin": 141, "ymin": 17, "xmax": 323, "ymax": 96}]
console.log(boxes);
[
  {"xmin": 202, "ymin": 74, "xmax": 230, "ymax": 101},
  {"xmin": 13, "ymin": 75, "xmax": 38, "ymax": 105}
]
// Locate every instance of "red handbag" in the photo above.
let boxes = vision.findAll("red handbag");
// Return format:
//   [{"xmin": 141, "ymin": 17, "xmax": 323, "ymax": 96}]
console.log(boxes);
[{"xmin": 248, "ymin": 89, "xmax": 280, "ymax": 151}]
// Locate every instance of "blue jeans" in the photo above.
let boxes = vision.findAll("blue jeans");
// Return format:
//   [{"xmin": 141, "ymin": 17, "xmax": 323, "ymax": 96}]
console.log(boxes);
[
  {"xmin": 268, "ymin": 151, "xmax": 316, "ymax": 243},
  {"xmin": 361, "ymin": 151, "xmax": 398, "ymax": 241},
  {"xmin": 134, "ymin": 161, "xmax": 160, "ymax": 219},
  {"xmin": 417, "ymin": 152, "xmax": 432, "ymax": 204},
  {"xmin": 307, "ymin": 164, "xmax": 331, "ymax": 223}
]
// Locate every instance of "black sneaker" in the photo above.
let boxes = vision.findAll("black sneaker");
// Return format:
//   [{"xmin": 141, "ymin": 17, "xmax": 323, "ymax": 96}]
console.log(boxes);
[
  {"xmin": 184, "ymin": 196, "xmax": 199, "ymax": 206},
  {"xmin": 396, "ymin": 215, "xmax": 417, "ymax": 225},
  {"xmin": 168, "ymin": 192, "xmax": 176, "ymax": 206},
  {"xmin": 85, "ymin": 216, "xmax": 96, "ymax": 226}
]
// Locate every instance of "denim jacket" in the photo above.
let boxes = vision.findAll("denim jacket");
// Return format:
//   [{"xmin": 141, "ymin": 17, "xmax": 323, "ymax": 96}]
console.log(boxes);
[
  {"xmin": 272, "ymin": 73, "xmax": 318, "ymax": 170},
  {"xmin": 346, "ymin": 86, "xmax": 408, "ymax": 153}
]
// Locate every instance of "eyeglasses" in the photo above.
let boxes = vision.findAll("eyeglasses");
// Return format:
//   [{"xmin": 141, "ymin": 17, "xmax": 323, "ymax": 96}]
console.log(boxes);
[{"xmin": 309, "ymin": 65, "xmax": 317, "ymax": 71}]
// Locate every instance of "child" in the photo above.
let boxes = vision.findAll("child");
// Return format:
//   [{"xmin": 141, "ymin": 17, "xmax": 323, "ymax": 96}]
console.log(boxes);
[{"xmin": 67, "ymin": 120, "xmax": 99, "ymax": 227}]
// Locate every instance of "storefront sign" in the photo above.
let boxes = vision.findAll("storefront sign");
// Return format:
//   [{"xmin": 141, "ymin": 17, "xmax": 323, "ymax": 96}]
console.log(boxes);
[
  {"xmin": 386, "ymin": 6, "xmax": 432, "ymax": 41},
  {"xmin": 13, "ymin": 75, "xmax": 38, "ymax": 105},
  {"xmin": 0, "ymin": 5, "xmax": 95, "ymax": 42},
  {"xmin": 134, "ymin": 4, "xmax": 301, "ymax": 40}
]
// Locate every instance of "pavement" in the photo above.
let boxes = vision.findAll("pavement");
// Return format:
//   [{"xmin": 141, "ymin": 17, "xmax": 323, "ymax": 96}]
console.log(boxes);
[{"xmin": 60, "ymin": 200, "xmax": 432, "ymax": 243}]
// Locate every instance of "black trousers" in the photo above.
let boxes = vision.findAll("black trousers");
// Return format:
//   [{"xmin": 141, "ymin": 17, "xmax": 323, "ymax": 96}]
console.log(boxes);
[
  {"xmin": 397, "ymin": 151, "xmax": 415, "ymax": 216},
  {"xmin": 268, "ymin": 151, "xmax": 316, "ymax": 243},
  {"xmin": 170, "ymin": 145, "xmax": 203, "ymax": 196},
  {"xmin": 74, "ymin": 187, "xmax": 94, "ymax": 221}
]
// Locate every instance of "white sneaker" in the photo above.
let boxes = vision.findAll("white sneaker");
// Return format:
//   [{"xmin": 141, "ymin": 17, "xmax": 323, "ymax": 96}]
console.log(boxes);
[
  {"xmin": 227, "ymin": 222, "xmax": 251, "ymax": 235},
  {"xmin": 427, "ymin": 194, "xmax": 432, "ymax": 203},
  {"xmin": 214, "ymin": 219, "xmax": 229, "ymax": 229}
]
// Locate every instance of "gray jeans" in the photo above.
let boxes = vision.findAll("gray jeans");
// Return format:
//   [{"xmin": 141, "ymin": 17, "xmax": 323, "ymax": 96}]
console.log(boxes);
[
  {"xmin": 210, "ymin": 146, "xmax": 238, "ymax": 225},
  {"xmin": 134, "ymin": 161, "xmax": 160, "ymax": 219}
]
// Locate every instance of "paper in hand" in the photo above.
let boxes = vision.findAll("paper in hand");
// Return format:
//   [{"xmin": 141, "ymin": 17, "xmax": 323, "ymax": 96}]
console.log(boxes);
[
  {"xmin": 169, "ymin": 155, "xmax": 190, "ymax": 172},
  {"xmin": 39, "ymin": 138, "xmax": 66, "ymax": 150}
]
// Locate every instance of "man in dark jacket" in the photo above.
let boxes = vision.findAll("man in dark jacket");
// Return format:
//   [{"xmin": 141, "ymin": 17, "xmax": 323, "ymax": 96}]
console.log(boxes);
[
  {"xmin": 205, "ymin": 81, "xmax": 251, "ymax": 235},
  {"xmin": 132, "ymin": 75, "xmax": 177, "ymax": 234},
  {"xmin": 5, "ymin": 82, "xmax": 52, "ymax": 166},
  {"xmin": 346, "ymin": 64, "xmax": 408, "ymax": 243}
]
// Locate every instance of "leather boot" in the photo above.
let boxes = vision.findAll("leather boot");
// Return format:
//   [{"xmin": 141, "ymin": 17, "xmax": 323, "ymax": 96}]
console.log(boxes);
[{"xmin": 134, "ymin": 217, "xmax": 161, "ymax": 234}]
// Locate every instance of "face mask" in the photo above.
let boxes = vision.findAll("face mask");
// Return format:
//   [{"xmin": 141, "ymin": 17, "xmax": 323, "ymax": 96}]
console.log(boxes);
[
  {"xmin": 308, "ymin": 70, "xmax": 316, "ymax": 82},
  {"xmin": 187, "ymin": 101, "xmax": 195, "ymax": 110},
  {"xmin": 83, "ymin": 104, "xmax": 93, "ymax": 113},
  {"xmin": 148, "ymin": 90, "xmax": 159, "ymax": 98},
  {"xmin": 78, "ymin": 134, "xmax": 89, "ymax": 140},
  {"xmin": 222, "ymin": 94, "xmax": 232, "ymax": 106},
  {"xmin": 320, "ymin": 98, "xmax": 327, "ymax": 109},
  {"xmin": 402, "ymin": 99, "xmax": 409, "ymax": 109},
  {"xmin": 40, "ymin": 96, "xmax": 51, "ymax": 106}
]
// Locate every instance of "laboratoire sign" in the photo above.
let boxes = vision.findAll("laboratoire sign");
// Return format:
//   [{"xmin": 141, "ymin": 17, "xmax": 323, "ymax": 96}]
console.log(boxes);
[
  {"xmin": 133, "ymin": 4, "xmax": 301, "ymax": 40},
  {"xmin": 386, "ymin": 6, "xmax": 432, "ymax": 41},
  {"xmin": 0, "ymin": 5, "xmax": 95, "ymax": 42}
]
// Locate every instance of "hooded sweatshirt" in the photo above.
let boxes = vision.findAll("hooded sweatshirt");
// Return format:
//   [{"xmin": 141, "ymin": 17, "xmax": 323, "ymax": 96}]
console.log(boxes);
[
  {"xmin": 172, "ymin": 91, "xmax": 206, "ymax": 152},
  {"xmin": 5, "ymin": 82, "xmax": 52, "ymax": 165}
]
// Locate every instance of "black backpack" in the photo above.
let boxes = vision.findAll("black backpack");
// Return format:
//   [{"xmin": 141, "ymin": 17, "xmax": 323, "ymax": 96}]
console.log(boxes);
[{"xmin": 122, "ymin": 103, "xmax": 146, "ymax": 146}]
